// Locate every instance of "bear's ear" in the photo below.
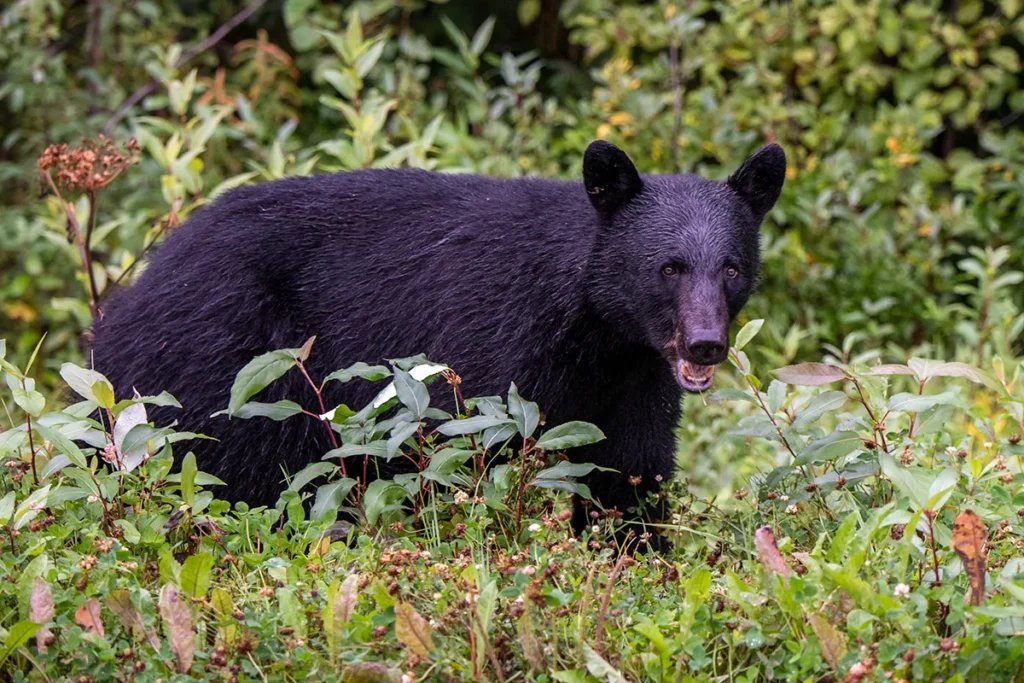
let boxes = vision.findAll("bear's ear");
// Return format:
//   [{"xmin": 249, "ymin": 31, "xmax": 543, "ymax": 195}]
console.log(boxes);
[
  {"xmin": 583, "ymin": 140, "xmax": 642, "ymax": 215},
  {"xmin": 726, "ymin": 143, "xmax": 787, "ymax": 219}
]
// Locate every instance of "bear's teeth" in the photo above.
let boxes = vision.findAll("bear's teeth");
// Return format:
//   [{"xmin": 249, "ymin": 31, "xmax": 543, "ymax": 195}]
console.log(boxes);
[{"xmin": 676, "ymin": 359, "xmax": 715, "ymax": 386}]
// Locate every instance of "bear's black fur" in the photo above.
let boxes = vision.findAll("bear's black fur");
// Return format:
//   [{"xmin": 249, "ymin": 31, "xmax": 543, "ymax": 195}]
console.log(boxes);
[{"xmin": 90, "ymin": 141, "xmax": 785, "ymax": 545}]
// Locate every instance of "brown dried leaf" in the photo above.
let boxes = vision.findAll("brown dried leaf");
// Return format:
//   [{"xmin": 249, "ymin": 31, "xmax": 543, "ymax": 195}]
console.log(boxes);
[
  {"xmin": 159, "ymin": 584, "xmax": 194, "ymax": 673},
  {"xmin": 394, "ymin": 602, "xmax": 435, "ymax": 657},
  {"xmin": 30, "ymin": 578, "xmax": 54, "ymax": 653},
  {"xmin": 75, "ymin": 597, "xmax": 105, "ymax": 637},
  {"xmin": 754, "ymin": 526, "xmax": 790, "ymax": 585},
  {"xmin": 808, "ymin": 613, "xmax": 847, "ymax": 671},
  {"xmin": 339, "ymin": 661, "xmax": 402, "ymax": 683},
  {"xmin": 107, "ymin": 589, "xmax": 161, "ymax": 651},
  {"xmin": 952, "ymin": 509, "xmax": 988, "ymax": 606}
]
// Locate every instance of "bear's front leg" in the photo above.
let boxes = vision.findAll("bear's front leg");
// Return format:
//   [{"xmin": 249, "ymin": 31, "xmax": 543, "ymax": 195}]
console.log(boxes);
[{"xmin": 569, "ymin": 366, "xmax": 682, "ymax": 553}]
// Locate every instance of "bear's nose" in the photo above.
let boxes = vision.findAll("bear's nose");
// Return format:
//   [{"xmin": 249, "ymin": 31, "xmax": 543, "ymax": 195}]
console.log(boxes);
[{"xmin": 685, "ymin": 330, "xmax": 727, "ymax": 366}]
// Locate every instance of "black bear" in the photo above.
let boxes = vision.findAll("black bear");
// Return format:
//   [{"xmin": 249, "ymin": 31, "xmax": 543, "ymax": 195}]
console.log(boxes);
[{"xmin": 90, "ymin": 140, "xmax": 785, "ymax": 545}]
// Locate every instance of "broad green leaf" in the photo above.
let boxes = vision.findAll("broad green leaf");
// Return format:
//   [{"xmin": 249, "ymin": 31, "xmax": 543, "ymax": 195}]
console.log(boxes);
[
  {"xmin": 288, "ymin": 462, "xmax": 337, "ymax": 492},
  {"xmin": 232, "ymin": 400, "xmax": 304, "ymax": 421},
  {"xmin": 311, "ymin": 478, "xmax": 357, "ymax": 521},
  {"xmin": 363, "ymin": 479, "xmax": 407, "ymax": 526},
  {"xmin": 708, "ymin": 388, "xmax": 761, "ymax": 406},
  {"xmin": 925, "ymin": 468, "xmax": 958, "ymax": 511},
  {"xmin": 533, "ymin": 461, "xmax": 611, "ymax": 480},
  {"xmin": 393, "ymin": 368, "xmax": 429, "ymax": 418},
  {"xmin": 13, "ymin": 485, "xmax": 50, "ymax": 531},
  {"xmin": 386, "ymin": 421, "xmax": 421, "ymax": 459},
  {"xmin": 774, "ymin": 363, "xmax": 845, "ymax": 385},
  {"xmin": 34, "ymin": 424, "xmax": 87, "ymax": 468},
  {"xmin": 323, "ymin": 441, "xmax": 387, "ymax": 459},
  {"xmin": 507, "ymin": 382, "xmax": 540, "ymax": 438},
  {"xmin": 322, "ymin": 362, "xmax": 391, "ymax": 385},
  {"xmin": 0, "ymin": 621, "xmax": 41, "ymax": 667},
  {"xmin": 583, "ymin": 643, "xmax": 628, "ymax": 683},
  {"xmin": 535, "ymin": 422, "xmax": 605, "ymax": 450},
  {"xmin": 793, "ymin": 390, "xmax": 849, "ymax": 428},
  {"xmin": 879, "ymin": 453, "xmax": 933, "ymax": 509},
  {"xmin": 227, "ymin": 349, "xmax": 299, "ymax": 414},
  {"xmin": 180, "ymin": 553, "xmax": 214, "ymax": 599},
  {"xmin": 60, "ymin": 363, "xmax": 114, "ymax": 404},
  {"xmin": 793, "ymin": 431, "xmax": 862, "ymax": 466},
  {"xmin": 734, "ymin": 319, "xmax": 764, "ymax": 351},
  {"xmin": 437, "ymin": 414, "xmax": 511, "ymax": 436},
  {"xmin": 887, "ymin": 391, "xmax": 960, "ymax": 413},
  {"xmin": 12, "ymin": 388, "xmax": 44, "ymax": 416}
]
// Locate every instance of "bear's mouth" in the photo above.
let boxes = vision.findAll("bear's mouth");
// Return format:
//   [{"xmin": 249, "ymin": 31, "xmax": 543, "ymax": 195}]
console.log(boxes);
[{"xmin": 674, "ymin": 358, "xmax": 715, "ymax": 393}]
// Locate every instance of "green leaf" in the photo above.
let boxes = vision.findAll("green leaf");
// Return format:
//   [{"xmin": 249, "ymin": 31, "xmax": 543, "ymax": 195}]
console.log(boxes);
[
  {"xmin": 925, "ymin": 468, "xmax": 958, "ymax": 511},
  {"xmin": 311, "ymin": 478, "xmax": 357, "ymax": 521},
  {"xmin": 363, "ymin": 479, "xmax": 407, "ymax": 526},
  {"xmin": 422, "ymin": 448, "xmax": 476, "ymax": 481},
  {"xmin": 583, "ymin": 643, "xmax": 628, "ymax": 683},
  {"xmin": 533, "ymin": 461, "xmax": 611, "ymax": 480},
  {"xmin": 60, "ymin": 363, "xmax": 114, "ymax": 404},
  {"xmin": 767, "ymin": 380, "xmax": 786, "ymax": 414},
  {"xmin": 13, "ymin": 485, "xmax": 50, "ymax": 531},
  {"xmin": 734, "ymin": 319, "xmax": 764, "ymax": 351},
  {"xmin": 793, "ymin": 431, "xmax": 862, "ymax": 466},
  {"xmin": 180, "ymin": 553, "xmax": 214, "ymax": 599},
  {"xmin": 774, "ymin": 363, "xmax": 845, "ymax": 385},
  {"xmin": 0, "ymin": 492, "xmax": 14, "ymax": 526},
  {"xmin": 91, "ymin": 380, "xmax": 116, "ymax": 410},
  {"xmin": 535, "ymin": 422, "xmax": 605, "ymax": 451},
  {"xmin": 437, "ymin": 414, "xmax": 512, "ymax": 436},
  {"xmin": 12, "ymin": 388, "xmax": 44, "ymax": 416},
  {"xmin": 879, "ymin": 453, "xmax": 933, "ymax": 510},
  {"xmin": 887, "ymin": 391, "xmax": 960, "ymax": 413},
  {"xmin": 393, "ymin": 368, "xmax": 429, "ymax": 418},
  {"xmin": 323, "ymin": 441, "xmax": 387, "ymax": 460},
  {"xmin": 227, "ymin": 349, "xmax": 299, "ymax": 414},
  {"xmin": 288, "ymin": 462, "xmax": 337, "ymax": 492},
  {"xmin": 793, "ymin": 391, "xmax": 848, "ymax": 429},
  {"xmin": 0, "ymin": 621, "xmax": 41, "ymax": 667},
  {"xmin": 323, "ymin": 362, "xmax": 391, "ymax": 385},
  {"xmin": 386, "ymin": 421, "xmax": 421, "ymax": 460},
  {"xmin": 470, "ymin": 16, "xmax": 496, "ymax": 56},
  {"xmin": 34, "ymin": 424, "xmax": 87, "ymax": 468},
  {"xmin": 507, "ymin": 382, "xmax": 540, "ymax": 438},
  {"xmin": 354, "ymin": 40, "xmax": 385, "ymax": 78},
  {"xmin": 181, "ymin": 452, "xmax": 197, "ymax": 508},
  {"xmin": 231, "ymin": 400, "xmax": 304, "ymax": 421}
]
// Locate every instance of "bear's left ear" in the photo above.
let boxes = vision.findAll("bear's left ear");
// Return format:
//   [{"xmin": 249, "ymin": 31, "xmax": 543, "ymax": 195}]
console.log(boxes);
[
  {"xmin": 726, "ymin": 143, "xmax": 787, "ymax": 219},
  {"xmin": 583, "ymin": 140, "xmax": 642, "ymax": 215}
]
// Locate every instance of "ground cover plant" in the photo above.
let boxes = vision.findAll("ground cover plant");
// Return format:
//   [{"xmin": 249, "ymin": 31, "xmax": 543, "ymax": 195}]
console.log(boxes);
[{"xmin": 2, "ymin": 0, "xmax": 1024, "ymax": 681}]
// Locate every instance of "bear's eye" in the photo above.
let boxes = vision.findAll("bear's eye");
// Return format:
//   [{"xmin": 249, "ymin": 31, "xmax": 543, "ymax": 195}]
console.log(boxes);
[
  {"xmin": 661, "ymin": 264, "xmax": 679, "ymax": 277},
  {"xmin": 724, "ymin": 266, "xmax": 739, "ymax": 279}
]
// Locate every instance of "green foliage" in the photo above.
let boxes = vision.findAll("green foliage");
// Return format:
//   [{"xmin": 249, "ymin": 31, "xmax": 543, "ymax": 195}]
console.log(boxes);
[{"xmin": 1, "ymin": 0, "xmax": 1024, "ymax": 680}]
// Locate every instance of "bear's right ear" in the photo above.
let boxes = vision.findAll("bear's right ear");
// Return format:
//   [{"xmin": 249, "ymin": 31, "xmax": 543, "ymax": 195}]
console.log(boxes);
[
  {"xmin": 583, "ymin": 140, "xmax": 642, "ymax": 215},
  {"xmin": 726, "ymin": 143, "xmax": 787, "ymax": 219}
]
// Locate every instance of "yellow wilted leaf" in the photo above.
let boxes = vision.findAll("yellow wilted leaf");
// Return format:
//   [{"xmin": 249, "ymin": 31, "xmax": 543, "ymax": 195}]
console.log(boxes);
[
  {"xmin": 394, "ymin": 602, "xmax": 435, "ymax": 657},
  {"xmin": 608, "ymin": 112, "xmax": 632, "ymax": 126},
  {"xmin": 808, "ymin": 613, "xmax": 847, "ymax": 671},
  {"xmin": 75, "ymin": 598, "xmax": 105, "ymax": 637},
  {"xmin": 952, "ymin": 509, "xmax": 988, "ymax": 606},
  {"xmin": 210, "ymin": 587, "xmax": 237, "ymax": 645},
  {"xmin": 159, "ymin": 584, "xmax": 194, "ymax": 673}
]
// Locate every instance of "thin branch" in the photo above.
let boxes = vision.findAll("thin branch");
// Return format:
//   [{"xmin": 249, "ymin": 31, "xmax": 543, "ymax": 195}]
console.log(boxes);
[
  {"xmin": 669, "ymin": 42, "xmax": 682, "ymax": 171},
  {"xmin": 103, "ymin": 0, "xmax": 268, "ymax": 134}
]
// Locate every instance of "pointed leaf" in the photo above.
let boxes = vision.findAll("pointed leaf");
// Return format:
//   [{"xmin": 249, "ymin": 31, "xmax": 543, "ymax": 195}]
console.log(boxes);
[
  {"xmin": 534, "ymin": 421, "xmax": 605, "ymax": 450},
  {"xmin": 159, "ymin": 584, "xmax": 194, "ymax": 673},
  {"xmin": 952, "ymin": 510, "xmax": 988, "ymax": 606},
  {"xmin": 75, "ymin": 597, "xmax": 105, "ymax": 637},
  {"xmin": 394, "ymin": 602, "xmax": 435, "ymax": 656},
  {"xmin": 774, "ymin": 363, "xmax": 845, "ymax": 385}
]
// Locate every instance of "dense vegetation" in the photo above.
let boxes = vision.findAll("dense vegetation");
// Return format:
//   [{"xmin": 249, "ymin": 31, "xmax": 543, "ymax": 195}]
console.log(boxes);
[{"xmin": 1, "ymin": 0, "xmax": 1023, "ymax": 680}]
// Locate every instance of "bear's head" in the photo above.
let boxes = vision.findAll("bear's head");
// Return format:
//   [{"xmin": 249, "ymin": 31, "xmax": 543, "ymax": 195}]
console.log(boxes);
[{"xmin": 582, "ymin": 140, "xmax": 786, "ymax": 393}]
